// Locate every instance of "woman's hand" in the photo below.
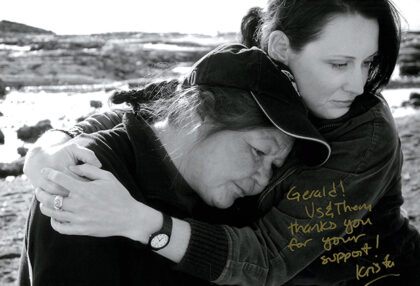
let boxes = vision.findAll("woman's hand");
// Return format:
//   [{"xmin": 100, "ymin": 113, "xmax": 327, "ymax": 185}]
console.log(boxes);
[
  {"xmin": 35, "ymin": 164, "xmax": 153, "ymax": 242},
  {"xmin": 24, "ymin": 140, "xmax": 102, "ymax": 196}
]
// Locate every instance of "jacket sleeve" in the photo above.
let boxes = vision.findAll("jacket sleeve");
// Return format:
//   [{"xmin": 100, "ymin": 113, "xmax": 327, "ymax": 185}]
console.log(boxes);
[
  {"xmin": 176, "ymin": 100, "xmax": 403, "ymax": 285},
  {"xmin": 26, "ymin": 127, "xmax": 138, "ymax": 286},
  {"xmin": 65, "ymin": 110, "xmax": 127, "ymax": 137}
]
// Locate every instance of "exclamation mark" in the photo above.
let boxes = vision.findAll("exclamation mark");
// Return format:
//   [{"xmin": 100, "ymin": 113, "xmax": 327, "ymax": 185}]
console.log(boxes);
[{"xmin": 339, "ymin": 180, "xmax": 345, "ymax": 197}]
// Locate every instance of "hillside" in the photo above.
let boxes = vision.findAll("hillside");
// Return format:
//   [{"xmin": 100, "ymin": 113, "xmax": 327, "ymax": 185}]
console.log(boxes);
[
  {"xmin": 0, "ymin": 29, "xmax": 237, "ymax": 89},
  {"xmin": 0, "ymin": 20, "xmax": 54, "ymax": 35}
]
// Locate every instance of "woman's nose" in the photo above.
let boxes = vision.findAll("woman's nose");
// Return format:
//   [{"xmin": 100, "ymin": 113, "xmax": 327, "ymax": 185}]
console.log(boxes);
[
  {"xmin": 254, "ymin": 159, "xmax": 273, "ymax": 191},
  {"xmin": 343, "ymin": 67, "xmax": 366, "ymax": 95}
]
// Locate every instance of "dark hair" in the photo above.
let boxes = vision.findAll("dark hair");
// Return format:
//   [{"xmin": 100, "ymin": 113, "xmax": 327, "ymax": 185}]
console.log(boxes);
[
  {"xmin": 110, "ymin": 81, "xmax": 272, "ymax": 135},
  {"xmin": 241, "ymin": 0, "xmax": 401, "ymax": 92}
]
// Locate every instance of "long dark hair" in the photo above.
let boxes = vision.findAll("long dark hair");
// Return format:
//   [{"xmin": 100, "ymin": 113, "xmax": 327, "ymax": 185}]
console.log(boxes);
[
  {"xmin": 241, "ymin": 0, "xmax": 401, "ymax": 93},
  {"xmin": 110, "ymin": 80, "xmax": 272, "ymax": 135}
]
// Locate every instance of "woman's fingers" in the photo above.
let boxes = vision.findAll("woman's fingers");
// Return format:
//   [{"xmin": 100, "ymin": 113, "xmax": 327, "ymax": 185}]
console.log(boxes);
[
  {"xmin": 41, "ymin": 168, "xmax": 81, "ymax": 194},
  {"xmin": 35, "ymin": 187, "xmax": 76, "ymax": 212},
  {"xmin": 39, "ymin": 203, "xmax": 73, "ymax": 223},
  {"xmin": 68, "ymin": 144, "xmax": 102, "ymax": 168},
  {"xmin": 37, "ymin": 179, "xmax": 70, "ymax": 196},
  {"xmin": 68, "ymin": 164, "xmax": 112, "ymax": 181}
]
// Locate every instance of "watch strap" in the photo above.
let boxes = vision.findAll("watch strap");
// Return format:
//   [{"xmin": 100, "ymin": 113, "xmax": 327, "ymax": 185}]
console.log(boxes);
[{"xmin": 148, "ymin": 212, "xmax": 173, "ymax": 250}]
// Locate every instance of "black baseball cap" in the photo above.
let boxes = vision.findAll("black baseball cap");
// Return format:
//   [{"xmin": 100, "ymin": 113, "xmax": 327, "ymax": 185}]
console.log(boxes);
[{"xmin": 183, "ymin": 43, "xmax": 331, "ymax": 166}]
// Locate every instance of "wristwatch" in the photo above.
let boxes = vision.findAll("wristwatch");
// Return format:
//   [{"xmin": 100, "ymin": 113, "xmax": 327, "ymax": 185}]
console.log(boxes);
[{"xmin": 148, "ymin": 213, "xmax": 173, "ymax": 251}]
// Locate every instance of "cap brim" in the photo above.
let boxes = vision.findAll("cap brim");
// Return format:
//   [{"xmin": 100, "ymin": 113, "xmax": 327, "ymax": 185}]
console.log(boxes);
[{"xmin": 250, "ymin": 91, "xmax": 331, "ymax": 166}]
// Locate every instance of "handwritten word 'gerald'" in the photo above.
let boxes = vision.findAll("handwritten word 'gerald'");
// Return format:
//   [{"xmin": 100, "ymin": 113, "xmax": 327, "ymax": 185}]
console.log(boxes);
[{"xmin": 286, "ymin": 180, "xmax": 345, "ymax": 202}]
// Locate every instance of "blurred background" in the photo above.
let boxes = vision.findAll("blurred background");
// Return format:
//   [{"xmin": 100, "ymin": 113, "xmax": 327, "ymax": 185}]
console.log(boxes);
[{"xmin": 0, "ymin": 1, "xmax": 420, "ymax": 285}]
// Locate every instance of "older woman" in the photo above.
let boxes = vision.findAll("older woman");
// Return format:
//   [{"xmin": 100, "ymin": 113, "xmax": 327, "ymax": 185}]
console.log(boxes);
[
  {"xmin": 22, "ymin": 0, "xmax": 420, "ymax": 285},
  {"xmin": 19, "ymin": 44, "xmax": 329, "ymax": 285}
]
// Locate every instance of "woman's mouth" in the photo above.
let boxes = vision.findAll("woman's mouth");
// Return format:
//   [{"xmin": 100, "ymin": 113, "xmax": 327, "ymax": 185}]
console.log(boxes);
[
  {"xmin": 332, "ymin": 100, "xmax": 353, "ymax": 108},
  {"xmin": 234, "ymin": 183, "xmax": 246, "ymax": 198}
]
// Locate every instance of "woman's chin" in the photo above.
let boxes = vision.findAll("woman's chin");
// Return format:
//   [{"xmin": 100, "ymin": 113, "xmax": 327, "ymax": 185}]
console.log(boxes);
[
  {"xmin": 211, "ymin": 197, "xmax": 234, "ymax": 209},
  {"xmin": 318, "ymin": 107, "xmax": 351, "ymax": 120}
]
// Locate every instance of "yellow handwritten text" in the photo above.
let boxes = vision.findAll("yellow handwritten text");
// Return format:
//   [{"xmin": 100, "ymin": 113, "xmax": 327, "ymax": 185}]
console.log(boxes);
[
  {"xmin": 356, "ymin": 254, "xmax": 396, "ymax": 280},
  {"xmin": 334, "ymin": 200, "xmax": 372, "ymax": 215},
  {"xmin": 322, "ymin": 233, "xmax": 366, "ymax": 251},
  {"xmin": 365, "ymin": 274, "xmax": 400, "ymax": 286},
  {"xmin": 286, "ymin": 181, "xmax": 342, "ymax": 202},
  {"xmin": 304, "ymin": 201, "xmax": 335, "ymax": 219},
  {"xmin": 287, "ymin": 237, "xmax": 313, "ymax": 252},
  {"xmin": 320, "ymin": 242, "xmax": 372, "ymax": 265},
  {"xmin": 344, "ymin": 218, "xmax": 373, "ymax": 234},
  {"xmin": 288, "ymin": 219, "xmax": 337, "ymax": 236}
]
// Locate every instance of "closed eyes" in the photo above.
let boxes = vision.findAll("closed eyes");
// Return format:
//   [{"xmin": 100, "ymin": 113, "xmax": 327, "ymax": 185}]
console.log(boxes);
[{"xmin": 251, "ymin": 146, "xmax": 265, "ymax": 157}]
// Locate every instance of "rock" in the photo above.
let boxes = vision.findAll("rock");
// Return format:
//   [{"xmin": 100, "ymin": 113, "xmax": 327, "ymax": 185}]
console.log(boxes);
[
  {"xmin": 17, "ymin": 119, "xmax": 52, "ymax": 143},
  {"xmin": 399, "ymin": 64, "xmax": 420, "ymax": 76},
  {"xmin": 0, "ymin": 78, "xmax": 6, "ymax": 99},
  {"xmin": 90, "ymin": 100, "xmax": 103, "ymax": 108},
  {"xmin": 17, "ymin": 147, "xmax": 28, "ymax": 157},
  {"xmin": 401, "ymin": 100, "xmax": 411, "ymax": 108},
  {"xmin": 0, "ymin": 111, "xmax": 3, "ymax": 116},
  {"xmin": 409, "ymin": 92, "xmax": 420, "ymax": 101},
  {"xmin": 0, "ymin": 157, "xmax": 25, "ymax": 178},
  {"xmin": 0, "ymin": 129, "xmax": 4, "ymax": 144},
  {"xmin": 410, "ymin": 99, "xmax": 420, "ymax": 108}
]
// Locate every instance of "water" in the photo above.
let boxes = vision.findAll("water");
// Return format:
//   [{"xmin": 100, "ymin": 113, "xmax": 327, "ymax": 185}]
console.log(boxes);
[
  {"xmin": 0, "ymin": 89, "xmax": 114, "ymax": 163},
  {"xmin": 382, "ymin": 88, "xmax": 419, "ymax": 118},
  {"xmin": 0, "ymin": 86, "xmax": 418, "ymax": 164}
]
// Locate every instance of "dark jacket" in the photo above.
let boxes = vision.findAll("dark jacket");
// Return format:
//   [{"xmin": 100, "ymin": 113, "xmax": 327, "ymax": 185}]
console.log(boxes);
[
  {"xmin": 18, "ymin": 113, "xmax": 233, "ymax": 286},
  {"xmin": 31, "ymin": 93, "xmax": 420, "ymax": 285}
]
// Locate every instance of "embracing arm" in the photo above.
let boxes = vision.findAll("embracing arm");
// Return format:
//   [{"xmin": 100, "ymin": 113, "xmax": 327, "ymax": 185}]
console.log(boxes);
[{"xmin": 24, "ymin": 79, "xmax": 178, "ymax": 186}]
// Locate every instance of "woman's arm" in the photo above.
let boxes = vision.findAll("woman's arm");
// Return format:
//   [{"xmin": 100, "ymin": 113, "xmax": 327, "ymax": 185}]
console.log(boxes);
[
  {"xmin": 24, "ymin": 78, "xmax": 177, "ymax": 188},
  {"xmin": 36, "ymin": 164, "xmax": 193, "ymax": 263},
  {"xmin": 23, "ymin": 110, "xmax": 124, "ymax": 193},
  {"xmin": 25, "ymin": 127, "xmax": 143, "ymax": 286}
]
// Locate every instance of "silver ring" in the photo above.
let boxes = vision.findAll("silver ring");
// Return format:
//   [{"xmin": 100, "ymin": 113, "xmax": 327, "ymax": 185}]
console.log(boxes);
[{"xmin": 53, "ymin": 195, "xmax": 64, "ymax": 211}]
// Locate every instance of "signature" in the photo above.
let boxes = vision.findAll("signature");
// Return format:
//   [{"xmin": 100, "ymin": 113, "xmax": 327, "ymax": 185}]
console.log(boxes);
[{"xmin": 365, "ymin": 273, "xmax": 400, "ymax": 286}]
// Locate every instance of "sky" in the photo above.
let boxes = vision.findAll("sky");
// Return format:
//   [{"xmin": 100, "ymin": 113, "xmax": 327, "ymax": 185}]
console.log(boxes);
[{"xmin": 1, "ymin": 0, "xmax": 420, "ymax": 35}]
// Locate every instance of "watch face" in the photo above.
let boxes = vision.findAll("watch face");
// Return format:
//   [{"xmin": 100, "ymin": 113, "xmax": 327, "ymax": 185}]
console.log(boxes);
[{"xmin": 151, "ymin": 234, "xmax": 169, "ymax": 249}]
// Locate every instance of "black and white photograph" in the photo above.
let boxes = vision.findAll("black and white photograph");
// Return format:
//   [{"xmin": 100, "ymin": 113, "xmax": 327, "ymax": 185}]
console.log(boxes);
[{"xmin": 1, "ymin": 0, "xmax": 420, "ymax": 285}]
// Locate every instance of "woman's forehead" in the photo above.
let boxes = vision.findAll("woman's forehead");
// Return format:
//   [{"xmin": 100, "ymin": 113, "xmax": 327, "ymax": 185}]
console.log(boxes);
[
  {"xmin": 243, "ymin": 128, "xmax": 291, "ymax": 144},
  {"xmin": 303, "ymin": 13, "xmax": 379, "ymax": 58}
]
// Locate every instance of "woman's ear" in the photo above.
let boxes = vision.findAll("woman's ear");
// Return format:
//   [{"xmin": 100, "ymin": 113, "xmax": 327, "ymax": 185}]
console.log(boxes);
[{"xmin": 268, "ymin": 30, "xmax": 291, "ymax": 64}]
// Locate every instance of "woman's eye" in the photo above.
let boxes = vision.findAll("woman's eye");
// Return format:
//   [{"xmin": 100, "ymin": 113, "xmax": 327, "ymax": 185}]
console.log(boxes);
[
  {"xmin": 252, "ymin": 147, "xmax": 265, "ymax": 157},
  {"xmin": 331, "ymin": 63, "xmax": 348, "ymax": 70},
  {"xmin": 363, "ymin": 60, "xmax": 374, "ymax": 68}
]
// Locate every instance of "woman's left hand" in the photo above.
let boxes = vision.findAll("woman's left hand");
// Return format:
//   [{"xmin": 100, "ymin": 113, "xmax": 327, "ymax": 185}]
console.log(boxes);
[{"xmin": 35, "ymin": 164, "xmax": 145, "ymax": 240}]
